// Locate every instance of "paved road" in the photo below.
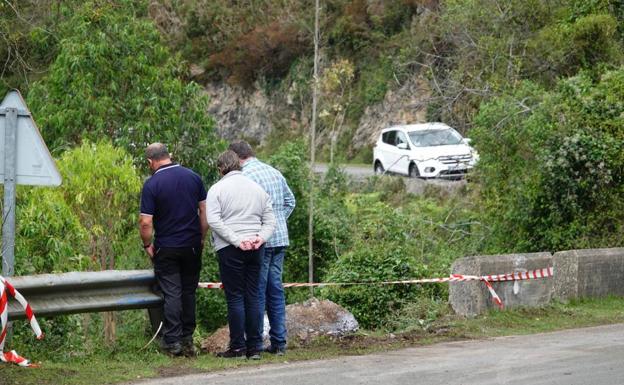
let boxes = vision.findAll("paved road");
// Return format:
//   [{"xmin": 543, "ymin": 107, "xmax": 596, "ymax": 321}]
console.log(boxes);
[
  {"xmin": 313, "ymin": 163, "xmax": 373, "ymax": 179},
  {"xmin": 134, "ymin": 324, "xmax": 624, "ymax": 385}
]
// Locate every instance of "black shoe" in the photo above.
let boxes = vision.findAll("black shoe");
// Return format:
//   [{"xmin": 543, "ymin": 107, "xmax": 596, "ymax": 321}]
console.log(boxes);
[
  {"xmin": 181, "ymin": 340, "xmax": 198, "ymax": 358},
  {"xmin": 264, "ymin": 345, "xmax": 286, "ymax": 356},
  {"xmin": 216, "ymin": 347, "xmax": 246, "ymax": 359},
  {"xmin": 161, "ymin": 341, "xmax": 183, "ymax": 357},
  {"xmin": 246, "ymin": 350, "xmax": 262, "ymax": 360}
]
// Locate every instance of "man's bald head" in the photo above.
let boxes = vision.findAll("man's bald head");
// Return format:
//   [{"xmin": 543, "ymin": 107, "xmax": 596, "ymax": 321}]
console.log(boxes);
[{"xmin": 145, "ymin": 143, "xmax": 171, "ymax": 161}]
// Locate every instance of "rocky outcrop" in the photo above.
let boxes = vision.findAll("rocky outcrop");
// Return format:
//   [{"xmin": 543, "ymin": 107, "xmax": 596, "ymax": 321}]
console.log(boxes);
[
  {"xmin": 200, "ymin": 73, "xmax": 431, "ymax": 154},
  {"xmin": 203, "ymin": 82, "xmax": 274, "ymax": 143},
  {"xmin": 201, "ymin": 298, "xmax": 359, "ymax": 352},
  {"xmin": 352, "ymin": 77, "xmax": 430, "ymax": 151}
]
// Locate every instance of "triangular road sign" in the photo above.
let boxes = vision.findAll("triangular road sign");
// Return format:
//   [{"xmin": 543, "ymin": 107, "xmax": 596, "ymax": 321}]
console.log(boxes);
[{"xmin": 0, "ymin": 90, "xmax": 61, "ymax": 186}]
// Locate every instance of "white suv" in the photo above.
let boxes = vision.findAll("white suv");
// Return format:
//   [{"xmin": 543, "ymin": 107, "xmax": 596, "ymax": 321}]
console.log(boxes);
[{"xmin": 373, "ymin": 123, "xmax": 478, "ymax": 178}]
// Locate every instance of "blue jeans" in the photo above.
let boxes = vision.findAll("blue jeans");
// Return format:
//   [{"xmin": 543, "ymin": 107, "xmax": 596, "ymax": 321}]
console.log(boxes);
[
  {"xmin": 217, "ymin": 245, "xmax": 263, "ymax": 352},
  {"xmin": 258, "ymin": 246, "xmax": 287, "ymax": 349}
]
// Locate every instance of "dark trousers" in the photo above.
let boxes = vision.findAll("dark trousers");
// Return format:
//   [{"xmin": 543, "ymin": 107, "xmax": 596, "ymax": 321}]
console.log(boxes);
[
  {"xmin": 153, "ymin": 246, "xmax": 202, "ymax": 346},
  {"xmin": 217, "ymin": 245, "xmax": 263, "ymax": 351}
]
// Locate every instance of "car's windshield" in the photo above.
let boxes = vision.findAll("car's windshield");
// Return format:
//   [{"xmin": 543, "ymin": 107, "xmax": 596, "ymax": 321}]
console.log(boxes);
[{"xmin": 408, "ymin": 129, "xmax": 463, "ymax": 147}]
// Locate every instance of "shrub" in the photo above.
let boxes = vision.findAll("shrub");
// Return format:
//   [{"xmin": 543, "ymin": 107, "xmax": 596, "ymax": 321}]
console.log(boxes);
[
  {"xmin": 323, "ymin": 243, "xmax": 421, "ymax": 329},
  {"xmin": 322, "ymin": 194, "xmax": 480, "ymax": 329},
  {"xmin": 528, "ymin": 14, "xmax": 621, "ymax": 83},
  {"xmin": 58, "ymin": 141, "xmax": 142, "ymax": 271},
  {"xmin": 471, "ymin": 68, "xmax": 624, "ymax": 252},
  {"xmin": 26, "ymin": 0, "xmax": 222, "ymax": 184},
  {"xmin": 208, "ymin": 20, "xmax": 309, "ymax": 86},
  {"xmin": 15, "ymin": 188, "xmax": 90, "ymax": 275},
  {"xmin": 328, "ymin": 0, "xmax": 372, "ymax": 54},
  {"xmin": 9, "ymin": 141, "xmax": 146, "ymax": 354}
]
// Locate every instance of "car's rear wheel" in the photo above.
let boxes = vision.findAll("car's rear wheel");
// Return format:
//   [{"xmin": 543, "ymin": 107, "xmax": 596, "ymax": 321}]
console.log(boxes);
[
  {"xmin": 409, "ymin": 163, "xmax": 420, "ymax": 178},
  {"xmin": 374, "ymin": 161, "xmax": 385, "ymax": 175}
]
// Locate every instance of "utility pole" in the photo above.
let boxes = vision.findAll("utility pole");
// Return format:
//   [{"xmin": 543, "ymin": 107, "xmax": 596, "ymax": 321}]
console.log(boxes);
[{"xmin": 308, "ymin": 0, "xmax": 320, "ymax": 297}]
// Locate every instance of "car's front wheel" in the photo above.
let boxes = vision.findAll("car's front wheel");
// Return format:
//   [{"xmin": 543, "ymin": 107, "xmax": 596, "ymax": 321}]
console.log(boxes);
[
  {"xmin": 409, "ymin": 163, "xmax": 420, "ymax": 178},
  {"xmin": 374, "ymin": 161, "xmax": 385, "ymax": 175}
]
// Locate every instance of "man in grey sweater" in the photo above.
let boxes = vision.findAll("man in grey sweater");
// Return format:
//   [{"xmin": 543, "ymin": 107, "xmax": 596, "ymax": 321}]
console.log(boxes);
[{"xmin": 206, "ymin": 150, "xmax": 276, "ymax": 359}]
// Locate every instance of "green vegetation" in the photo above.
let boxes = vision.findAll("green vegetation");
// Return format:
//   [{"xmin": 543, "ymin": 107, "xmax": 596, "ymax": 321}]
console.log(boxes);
[
  {"xmin": 1, "ymin": 0, "xmax": 624, "ymax": 380},
  {"xmin": 472, "ymin": 68, "xmax": 624, "ymax": 252},
  {"xmin": 26, "ymin": 0, "xmax": 222, "ymax": 183}
]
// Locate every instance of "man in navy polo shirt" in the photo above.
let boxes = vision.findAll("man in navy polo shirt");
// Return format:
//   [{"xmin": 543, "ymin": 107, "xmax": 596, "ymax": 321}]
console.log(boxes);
[{"xmin": 139, "ymin": 143, "xmax": 208, "ymax": 357}]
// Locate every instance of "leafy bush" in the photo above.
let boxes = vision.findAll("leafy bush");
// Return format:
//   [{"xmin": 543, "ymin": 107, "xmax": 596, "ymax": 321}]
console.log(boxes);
[
  {"xmin": 323, "ymin": 193, "xmax": 482, "ymax": 329},
  {"xmin": 329, "ymin": 0, "xmax": 373, "ymax": 53},
  {"xmin": 9, "ymin": 142, "xmax": 147, "ymax": 353},
  {"xmin": 208, "ymin": 21, "xmax": 309, "ymax": 86},
  {"xmin": 527, "ymin": 14, "xmax": 621, "ymax": 83},
  {"xmin": 472, "ymin": 68, "xmax": 624, "ymax": 252},
  {"xmin": 26, "ymin": 0, "xmax": 222, "ymax": 184},
  {"xmin": 13, "ymin": 141, "xmax": 142, "ymax": 274},
  {"xmin": 15, "ymin": 188, "xmax": 90, "ymax": 275},
  {"xmin": 417, "ymin": 0, "xmax": 624, "ymax": 131},
  {"xmin": 58, "ymin": 141, "xmax": 142, "ymax": 270},
  {"xmin": 324, "ymin": 243, "xmax": 421, "ymax": 329}
]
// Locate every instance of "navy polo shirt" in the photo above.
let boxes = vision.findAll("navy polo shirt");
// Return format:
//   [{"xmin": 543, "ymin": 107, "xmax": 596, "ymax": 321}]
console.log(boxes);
[{"xmin": 140, "ymin": 163, "xmax": 207, "ymax": 248}]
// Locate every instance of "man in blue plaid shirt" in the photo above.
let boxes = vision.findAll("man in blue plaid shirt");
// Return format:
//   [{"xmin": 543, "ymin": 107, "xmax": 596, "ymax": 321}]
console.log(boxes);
[{"xmin": 229, "ymin": 141, "xmax": 296, "ymax": 355}]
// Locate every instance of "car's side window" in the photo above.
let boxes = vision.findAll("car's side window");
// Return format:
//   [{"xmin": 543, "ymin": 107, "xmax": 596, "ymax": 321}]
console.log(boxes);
[
  {"xmin": 396, "ymin": 132, "xmax": 409, "ymax": 148},
  {"xmin": 383, "ymin": 130, "xmax": 397, "ymax": 145}
]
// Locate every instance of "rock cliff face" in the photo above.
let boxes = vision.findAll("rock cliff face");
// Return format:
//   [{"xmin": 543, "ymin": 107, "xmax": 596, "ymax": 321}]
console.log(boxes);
[
  {"xmin": 352, "ymin": 77, "xmax": 430, "ymax": 151},
  {"xmin": 203, "ymin": 82, "xmax": 274, "ymax": 143},
  {"xmin": 202, "ymin": 75, "xmax": 430, "ymax": 153}
]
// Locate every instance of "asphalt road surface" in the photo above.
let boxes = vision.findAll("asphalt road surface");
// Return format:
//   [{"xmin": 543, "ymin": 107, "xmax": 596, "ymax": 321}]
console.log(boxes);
[
  {"xmin": 132, "ymin": 324, "xmax": 624, "ymax": 385},
  {"xmin": 314, "ymin": 163, "xmax": 373, "ymax": 179}
]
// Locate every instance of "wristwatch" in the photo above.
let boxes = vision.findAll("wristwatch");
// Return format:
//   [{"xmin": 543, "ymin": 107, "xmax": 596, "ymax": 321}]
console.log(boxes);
[{"xmin": 143, "ymin": 243, "xmax": 151, "ymax": 249}]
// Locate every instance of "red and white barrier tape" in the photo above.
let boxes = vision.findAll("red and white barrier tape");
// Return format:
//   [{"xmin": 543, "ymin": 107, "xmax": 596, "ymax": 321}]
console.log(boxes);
[
  {"xmin": 0, "ymin": 275, "xmax": 43, "ymax": 367},
  {"xmin": 199, "ymin": 267, "xmax": 554, "ymax": 310}
]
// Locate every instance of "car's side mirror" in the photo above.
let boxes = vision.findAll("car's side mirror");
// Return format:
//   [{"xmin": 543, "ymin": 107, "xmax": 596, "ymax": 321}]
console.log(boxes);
[
  {"xmin": 463, "ymin": 138, "xmax": 472, "ymax": 145},
  {"xmin": 397, "ymin": 142, "xmax": 409, "ymax": 150}
]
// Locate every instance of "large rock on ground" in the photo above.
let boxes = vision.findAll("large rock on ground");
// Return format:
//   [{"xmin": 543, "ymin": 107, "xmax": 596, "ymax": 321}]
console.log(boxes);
[{"xmin": 201, "ymin": 298, "xmax": 358, "ymax": 352}]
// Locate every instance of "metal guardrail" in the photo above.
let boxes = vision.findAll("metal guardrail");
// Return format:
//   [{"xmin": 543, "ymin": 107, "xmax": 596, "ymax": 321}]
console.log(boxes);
[{"xmin": 6, "ymin": 270, "xmax": 163, "ymax": 321}]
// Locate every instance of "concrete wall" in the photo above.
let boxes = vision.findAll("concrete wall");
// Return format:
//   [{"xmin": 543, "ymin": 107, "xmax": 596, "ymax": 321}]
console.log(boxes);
[
  {"xmin": 553, "ymin": 248, "xmax": 624, "ymax": 301},
  {"xmin": 450, "ymin": 248, "xmax": 624, "ymax": 316},
  {"xmin": 450, "ymin": 253, "xmax": 553, "ymax": 316}
]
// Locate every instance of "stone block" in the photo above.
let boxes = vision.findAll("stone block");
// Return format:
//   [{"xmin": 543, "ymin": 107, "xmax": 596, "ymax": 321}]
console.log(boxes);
[
  {"xmin": 450, "ymin": 252, "xmax": 553, "ymax": 316},
  {"xmin": 553, "ymin": 248, "xmax": 624, "ymax": 302}
]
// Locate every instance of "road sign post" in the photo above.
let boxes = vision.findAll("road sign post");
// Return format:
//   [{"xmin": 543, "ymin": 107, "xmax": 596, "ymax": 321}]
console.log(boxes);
[
  {"xmin": 2, "ymin": 107, "xmax": 18, "ymax": 276},
  {"xmin": 0, "ymin": 90, "xmax": 62, "ymax": 277},
  {"xmin": 0, "ymin": 89, "xmax": 62, "ymax": 346}
]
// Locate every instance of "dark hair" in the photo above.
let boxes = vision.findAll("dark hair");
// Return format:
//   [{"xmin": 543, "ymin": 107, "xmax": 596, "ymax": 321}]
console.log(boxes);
[
  {"xmin": 228, "ymin": 140, "xmax": 255, "ymax": 160},
  {"xmin": 217, "ymin": 150, "xmax": 241, "ymax": 175},
  {"xmin": 145, "ymin": 143, "xmax": 170, "ymax": 161}
]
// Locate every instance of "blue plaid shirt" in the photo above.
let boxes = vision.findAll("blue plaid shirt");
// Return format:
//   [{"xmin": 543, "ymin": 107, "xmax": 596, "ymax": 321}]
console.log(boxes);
[{"xmin": 242, "ymin": 158, "xmax": 296, "ymax": 247}]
